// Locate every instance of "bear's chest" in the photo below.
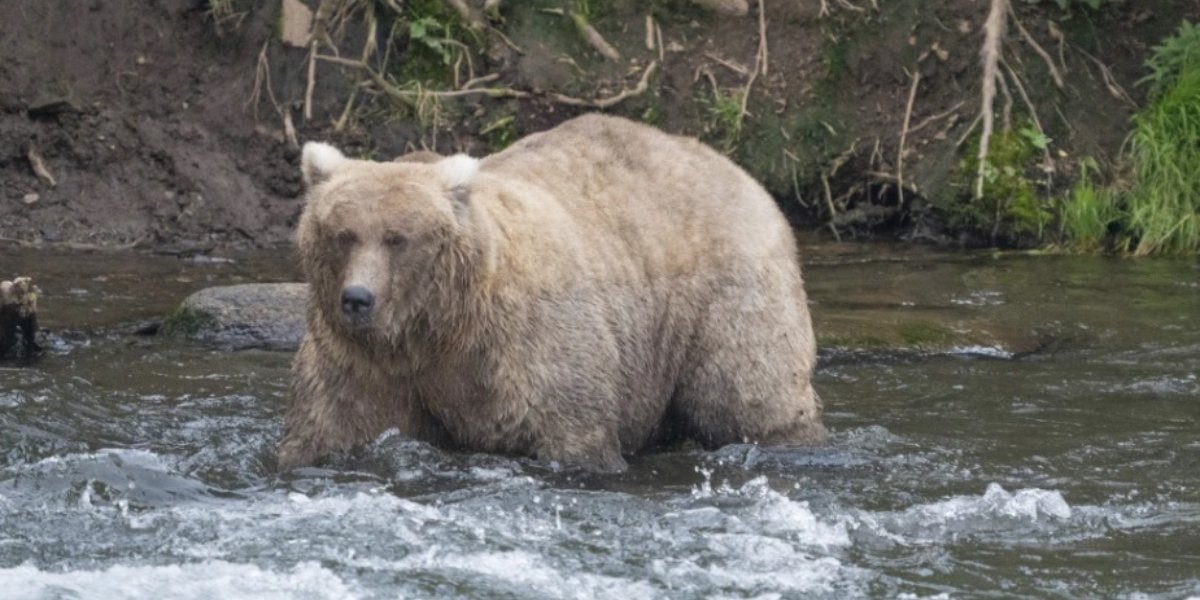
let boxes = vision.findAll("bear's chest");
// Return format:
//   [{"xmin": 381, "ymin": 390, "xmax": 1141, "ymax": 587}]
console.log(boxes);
[{"xmin": 411, "ymin": 353, "xmax": 530, "ymax": 452}]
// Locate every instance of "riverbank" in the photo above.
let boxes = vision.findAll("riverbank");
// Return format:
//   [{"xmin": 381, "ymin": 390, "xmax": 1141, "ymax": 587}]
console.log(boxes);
[{"xmin": 1, "ymin": 0, "xmax": 1196, "ymax": 250}]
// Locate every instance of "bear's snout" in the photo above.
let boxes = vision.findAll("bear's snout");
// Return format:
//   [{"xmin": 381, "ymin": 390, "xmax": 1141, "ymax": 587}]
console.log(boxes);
[{"xmin": 341, "ymin": 285, "xmax": 375, "ymax": 318}]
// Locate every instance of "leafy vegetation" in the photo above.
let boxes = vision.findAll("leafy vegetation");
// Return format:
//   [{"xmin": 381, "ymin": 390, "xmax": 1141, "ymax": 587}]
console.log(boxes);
[
  {"xmin": 954, "ymin": 123, "xmax": 1052, "ymax": 240},
  {"xmin": 1140, "ymin": 20, "xmax": 1200, "ymax": 98},
  {"xmin": 1058, "ymin": 158, "xmax": 1123, "ymax": 252},
  {"xmin": 1056, "ymin": 20, "xmax": 1200, "ymax": 255},
  {"xmin": 1124, "ymin": 50, "xmax": 1200, "ymax": 255},
  {"xmin": 951, "ymin": 19, "xmax": 1200, "ymax": 255},
  {"xmin": 699, "ymin": 86, "xmax": 746, "ymax": 152}
]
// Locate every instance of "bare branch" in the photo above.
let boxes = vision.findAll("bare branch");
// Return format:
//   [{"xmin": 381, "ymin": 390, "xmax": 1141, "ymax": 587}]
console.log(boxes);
[{"xmin": 552, "ymin": 61, "xmax": 658, "ymax": 108}]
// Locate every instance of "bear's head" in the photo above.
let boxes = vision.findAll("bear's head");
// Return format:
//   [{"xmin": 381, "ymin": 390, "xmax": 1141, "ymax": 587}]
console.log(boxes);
[{"xmin": 297, "ymin": 142, "xmax": 483, "ymax": 342}]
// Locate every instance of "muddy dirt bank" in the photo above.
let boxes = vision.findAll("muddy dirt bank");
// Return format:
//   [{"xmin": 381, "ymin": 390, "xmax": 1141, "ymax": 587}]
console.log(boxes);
[{"xmin": 0, "ymin": 0, "xmax": 1194, "ymax": 249}]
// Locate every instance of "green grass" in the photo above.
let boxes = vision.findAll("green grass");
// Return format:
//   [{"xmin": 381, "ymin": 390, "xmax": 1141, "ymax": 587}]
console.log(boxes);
[
  {"xmin": 1124, "ymin": 61, "xmax": 1200, "ymax": 255},
  {"xmin": 699, "ymin": 86, "xmax": 746, "ymax": 153},
  {"xmin": 1058, "ymin": 158, "xmax": 1124, "ymax": 252},
  {"xmin": 1141, "ymin": 20, "xmax": 1200, "ymax": 99},
  {"xmin": 1052, "ymin": 21, "xmax": 1200, "ymax": 255}
]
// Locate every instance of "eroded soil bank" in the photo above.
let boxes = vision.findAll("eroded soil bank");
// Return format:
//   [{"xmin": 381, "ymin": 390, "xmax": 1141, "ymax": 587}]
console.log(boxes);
[{"xmin": 1, "ymin": 0, "xmax": 1197, "ymax": 248}]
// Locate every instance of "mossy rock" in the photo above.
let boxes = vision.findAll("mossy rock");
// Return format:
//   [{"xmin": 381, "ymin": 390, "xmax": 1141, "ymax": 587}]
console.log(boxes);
[
  {"xmin": 163, "ymin": 283, "xmax": 308, "ymax": 350},
  {"xmin": 160, "ymin": 305, "xmax": 218, "ymax": 337}
]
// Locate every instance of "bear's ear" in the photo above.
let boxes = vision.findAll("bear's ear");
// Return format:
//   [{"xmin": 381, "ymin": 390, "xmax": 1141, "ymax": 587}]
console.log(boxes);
[
  {"xmin": 435, "ymin": 154, "xmax": 479, "ymax": 191},
  {"xmin": 301, "ymin": 142, "xmax": 346, "ymax": 187},
  {"xmin": 436, "ymin": 154, "xmax": 479, "ymax": 213}
]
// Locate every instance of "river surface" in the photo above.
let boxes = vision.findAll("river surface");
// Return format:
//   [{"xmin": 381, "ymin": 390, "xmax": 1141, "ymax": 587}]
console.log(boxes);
[{"xmin": 1, "ymin": 244, "xmax": 1197, "ymax": 599}]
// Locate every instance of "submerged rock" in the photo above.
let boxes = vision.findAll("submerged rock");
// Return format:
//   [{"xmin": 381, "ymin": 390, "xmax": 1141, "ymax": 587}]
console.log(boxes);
[{"xmin": 164, "ymin": 283, "xmax": 307, "ymax": 350}]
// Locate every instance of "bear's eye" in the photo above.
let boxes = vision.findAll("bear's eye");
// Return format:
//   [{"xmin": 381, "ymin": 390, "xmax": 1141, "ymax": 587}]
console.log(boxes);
[
  {"xmin": 333, "ymin": 230, "xmax": 358, "ymax": 246},
  {"xmin": 384, "ymin": 232, "xmax": 408, "ymax": 251}
]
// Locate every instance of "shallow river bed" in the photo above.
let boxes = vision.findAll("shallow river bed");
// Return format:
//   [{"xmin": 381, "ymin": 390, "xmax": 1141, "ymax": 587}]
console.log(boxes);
[{"xmin": 1, "ymin": 245, "xmax": 1198, "ymax": 599}]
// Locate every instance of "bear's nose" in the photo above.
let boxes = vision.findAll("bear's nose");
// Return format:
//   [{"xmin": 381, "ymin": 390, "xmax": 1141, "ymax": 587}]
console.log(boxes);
[{"xmin": 341, "ymin": 285, "xmax": 375, "ymax": 316}]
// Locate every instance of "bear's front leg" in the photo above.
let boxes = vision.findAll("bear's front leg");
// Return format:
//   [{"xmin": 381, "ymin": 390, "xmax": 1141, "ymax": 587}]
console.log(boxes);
[
  {"xmin": 278, "ymin": 333, "xmax": 403, "ymax": 470},
  {"xmin": 535, "ymin": 426, "xmax": 628, "ymax": 473}
]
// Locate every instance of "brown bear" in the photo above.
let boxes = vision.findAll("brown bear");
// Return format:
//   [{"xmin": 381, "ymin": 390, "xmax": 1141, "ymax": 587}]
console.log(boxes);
[{"xmin": 278, "ymin": 114, "xmax": 825, "ymax": 472}]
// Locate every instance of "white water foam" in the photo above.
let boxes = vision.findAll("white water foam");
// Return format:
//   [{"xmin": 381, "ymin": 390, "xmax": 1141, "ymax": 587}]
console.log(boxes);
[
  {"xmin": 1, "ymin": 560, "xmax": 359, "ymax": 600},
  {"xmin": 948, "ymin": 345, "xmax": 1014, "ymax": 359},
  {"xmin": 857, "ymin": 482, "xmax": 1072, "ymax": 543},
  {"xmin": 660, "ymin": 475, "xmax": 861, "ymax": 595}
]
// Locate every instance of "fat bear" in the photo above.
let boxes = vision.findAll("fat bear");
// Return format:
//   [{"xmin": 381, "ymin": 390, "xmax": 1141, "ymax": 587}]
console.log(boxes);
[{"xmin": 278, "ymin": 114, "xmax": 825, "ymax": 472}]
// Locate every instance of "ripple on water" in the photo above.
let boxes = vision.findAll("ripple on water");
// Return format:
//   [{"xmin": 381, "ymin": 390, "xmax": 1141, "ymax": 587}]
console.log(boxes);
[
  {"xmin": 4, "ymin": 247, "xmax": 1200, "ymax": 598},
  {"xmin": 0, "ymin": 448, "xmax": 215, "ymax": 509}
]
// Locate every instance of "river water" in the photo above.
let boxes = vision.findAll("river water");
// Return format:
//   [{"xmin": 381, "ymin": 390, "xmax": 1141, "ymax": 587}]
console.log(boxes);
[{"xmin": 1, "ymin": 245, "xmax": 1197, "ymax": 599}]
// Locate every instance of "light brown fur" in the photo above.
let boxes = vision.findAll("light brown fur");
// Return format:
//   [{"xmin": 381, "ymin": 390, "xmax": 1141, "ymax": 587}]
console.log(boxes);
[{"xmin": 278, "ymin": 114, "xmax": 825, "ymax": 472}]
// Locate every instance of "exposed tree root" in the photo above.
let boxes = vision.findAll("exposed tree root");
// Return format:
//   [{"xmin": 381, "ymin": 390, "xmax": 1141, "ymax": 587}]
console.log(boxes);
[
  {"xmin": 737, "ymin": 0, "xmax": 768, "ymax": 120},
  {"xmin": 1073, "ymin": 45, "xmax": 1136, "ymax": 108},
  {"xmin": 318, "ymin": 53, "xmax": 656, "ymax": 110},
  {"xmin": 541, "ymin": 8, "xmax": 619, "ymax": 61},
  {"xmin": 1002, "ymin": 59, "xmax": 1055, "ymax": 180},
  {"xmin": 1007, "ymin": 6, "xmax": 1063, "ymax": 89},
  {"xmin": 897, "ymin": 69, "xmax": 920, "ymax": 207},
  {"xmin": 908, "ymin": 100, "xmax": 964, "ymax": 134},
  {"xmin": 976, "ymin": 0, "xmax": 1008, "ymax": 199},
  {"xmin": 552, "ymin": 61, "xmax": 658, "ymax": 108}
]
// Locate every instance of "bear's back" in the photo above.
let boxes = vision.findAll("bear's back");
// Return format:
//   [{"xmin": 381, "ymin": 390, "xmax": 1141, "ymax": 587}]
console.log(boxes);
[{"xmin": 477, "ymin": 114, "xmax": 796, "ymax": 283}]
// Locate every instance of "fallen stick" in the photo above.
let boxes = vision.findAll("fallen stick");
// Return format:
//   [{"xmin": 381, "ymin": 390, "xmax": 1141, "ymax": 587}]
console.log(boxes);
[
  {"xmin": 908, "ymin": 100, "xmax": 965, "ymax": 134},
  {"xmin": 571, "ymin": 11, "xmax": 620, "ymax": 61},
  {"xmin": 27, "ymin": 147, "xmax": 57, "ymax": 187},
  {"xmin": 315, "ymin": 55, "xmax": 530, "ymax": 100},
  {"xmin": 552, "ymin": 61, "xmax": 658, "ymax": 108},
  {"xmin": 704, "ymin": 53, "xmax": 750, "ymax": 76}
]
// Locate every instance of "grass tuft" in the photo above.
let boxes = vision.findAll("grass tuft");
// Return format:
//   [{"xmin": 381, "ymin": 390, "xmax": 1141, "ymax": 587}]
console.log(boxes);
[
  {"xmin": 700, "ymin": 86, "xmax": 746, "ymax": 153},
  {"xmin": 1053, "ymin": 20, "xmax": 1200, "ymax": 255},
  {"xmin": 1124, "ymin": 28, "xmax": 1200, "ymax": 255},
  {"xmin": 1058, "ymin": 157, "xmax": 1124, "ymax": 252}
]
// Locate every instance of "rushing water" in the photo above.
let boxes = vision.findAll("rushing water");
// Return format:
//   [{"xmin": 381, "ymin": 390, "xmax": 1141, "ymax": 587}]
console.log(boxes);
[{"xmin": 1, "ymin": 245, "xmax": 1197, "ymax": 599}]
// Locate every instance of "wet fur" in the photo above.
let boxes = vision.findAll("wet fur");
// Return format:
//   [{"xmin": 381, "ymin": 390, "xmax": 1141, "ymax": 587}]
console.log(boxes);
[{"xmin": 278, "ymin": 114, "xmax": 825, "ymax": 472}]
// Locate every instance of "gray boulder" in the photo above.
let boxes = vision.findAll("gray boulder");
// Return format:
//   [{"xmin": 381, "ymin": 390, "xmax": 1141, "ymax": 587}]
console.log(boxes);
[{"xmin": 164, "ymin": 283, "xmax": 308, "ymax": 350}]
